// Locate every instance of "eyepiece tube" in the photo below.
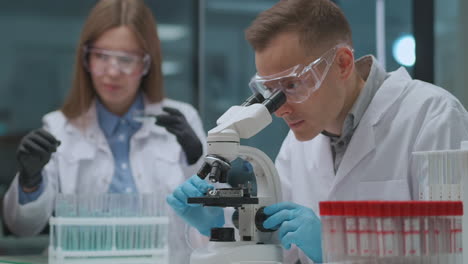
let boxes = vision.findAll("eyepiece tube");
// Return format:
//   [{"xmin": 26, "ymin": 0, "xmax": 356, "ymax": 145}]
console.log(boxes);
[
  {"xmin": 241, "ymin": 93, "xmax": 265, "ymax": 106},
  {"xmin": 197, "ymin": 162, "xmax": 211, "ymax": 179},
  {"xmin": 262, "ymin": 90, "xmax": 286, "ymax": 113}
]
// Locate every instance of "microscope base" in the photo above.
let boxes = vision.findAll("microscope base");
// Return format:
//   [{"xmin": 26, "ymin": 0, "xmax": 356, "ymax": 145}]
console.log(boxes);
[{"xmin": 190, "ymin": 241, "xmax": 283, "ymax": 264}]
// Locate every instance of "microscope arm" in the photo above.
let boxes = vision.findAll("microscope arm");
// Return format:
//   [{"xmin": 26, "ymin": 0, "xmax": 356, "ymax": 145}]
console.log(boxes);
[
  {"xmin": 238, "ymin": 146, "xmax": 281, "ymax": 205},
  {"xmin": 189, "ymin": 90, "xmax": 286, "ymax": 243},
  {"xmin": 236, "ymin": 145, "xmax": 282, "ymax": 243}
]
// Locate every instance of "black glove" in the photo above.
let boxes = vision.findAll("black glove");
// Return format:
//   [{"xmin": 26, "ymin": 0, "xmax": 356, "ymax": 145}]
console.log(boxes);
[
  {"xmin": 16, "ymin": 128, "xmax": 60, "ymax": 189},
  {"xmin": 156, "ymin": 107, "xmax": 203, "ymax": 165}
]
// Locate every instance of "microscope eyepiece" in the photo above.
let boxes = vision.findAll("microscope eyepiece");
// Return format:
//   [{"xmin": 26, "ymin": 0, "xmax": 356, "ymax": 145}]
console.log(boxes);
[
  {"xmin": 241, "ymin": 93, "xmax": 265, "ymax": 106},
  {"xmin": 262, "ymin": 90, "xmax": 286, "ymax": 113}
]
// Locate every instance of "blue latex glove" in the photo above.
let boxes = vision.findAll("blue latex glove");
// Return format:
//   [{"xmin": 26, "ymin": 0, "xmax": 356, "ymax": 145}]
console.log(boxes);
[
  {"xmin": 166, "ymin": 175, "xmax": 225, "ymax": 236},
  {"xmin": 263, "ymin": 202, "xmax": 323, "ymax": 263}
]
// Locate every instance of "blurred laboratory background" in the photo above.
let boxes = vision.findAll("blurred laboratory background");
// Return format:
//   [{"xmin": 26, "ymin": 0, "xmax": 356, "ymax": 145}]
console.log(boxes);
[{"xmin": 0, "ymin": 0, "xmax": 466, "ymax": 255}]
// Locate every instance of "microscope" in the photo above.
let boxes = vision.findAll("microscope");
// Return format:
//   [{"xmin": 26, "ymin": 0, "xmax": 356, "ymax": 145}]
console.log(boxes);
[{"xmin": 188, "ymin": 90, "xmax": 287, "ymax": 264}]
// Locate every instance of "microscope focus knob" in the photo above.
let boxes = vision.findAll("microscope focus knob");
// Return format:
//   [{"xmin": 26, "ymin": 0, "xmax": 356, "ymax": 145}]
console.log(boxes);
[
  {"xmin": 255, "ymin": 207, "xmax": 277, "ymax": 232},
  {"xmin": 210, "ymin": 227, "xmax": 236, "ymax": 242}
]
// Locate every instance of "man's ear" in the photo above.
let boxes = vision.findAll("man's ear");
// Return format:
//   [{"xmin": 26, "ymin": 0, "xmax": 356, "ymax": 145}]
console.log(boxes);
[{"xmin": 336, "ymin": 48, "xmax": 354, "ymax": 80}]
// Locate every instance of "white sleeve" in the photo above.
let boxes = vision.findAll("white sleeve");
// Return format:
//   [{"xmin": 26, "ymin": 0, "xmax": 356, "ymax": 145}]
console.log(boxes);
[
  {"xmin": 2, "ymin": 115, "xmax": 62, "ymax": 236},
  {"xmin": 3, "ymin": 154, "xmax": 58, "ymax": 236}
]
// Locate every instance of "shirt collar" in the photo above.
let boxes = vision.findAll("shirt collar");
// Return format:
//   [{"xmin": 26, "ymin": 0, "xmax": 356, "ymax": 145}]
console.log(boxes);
[
  {"xmin": 322, "ymin": 55, "xmax": 387, "ymax": 140},
  {"xmin": 96, "ymin": 93, "xmax": 144, "ymax": 137},
  {"xmin": 347, "ymin": 55, "xmax": 388, "ymax": 130}
]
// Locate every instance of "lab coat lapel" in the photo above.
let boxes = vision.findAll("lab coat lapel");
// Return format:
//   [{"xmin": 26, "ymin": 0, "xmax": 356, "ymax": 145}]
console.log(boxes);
[
  {"xmin": 330, "ymin": 67, "xmax": 411, "ymax": 194},
  {"xmin": 309, "ymin": 134, "xmax": 335, "ymax": 188},
  {"xmin": 333, "ymin": 120, "xmax": 376, "ymax": 189}
]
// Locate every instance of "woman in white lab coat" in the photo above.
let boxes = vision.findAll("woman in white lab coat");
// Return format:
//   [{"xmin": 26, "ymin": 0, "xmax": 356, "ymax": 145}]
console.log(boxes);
[{"xmin": 3, "ymin": 0, "xmax": 205, "ymax": 262}]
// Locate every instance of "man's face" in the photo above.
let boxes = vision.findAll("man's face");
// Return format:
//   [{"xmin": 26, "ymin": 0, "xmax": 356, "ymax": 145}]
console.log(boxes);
[{"xmin": 255, "ymin": 32, "xmax": 347, "ymax": 141}]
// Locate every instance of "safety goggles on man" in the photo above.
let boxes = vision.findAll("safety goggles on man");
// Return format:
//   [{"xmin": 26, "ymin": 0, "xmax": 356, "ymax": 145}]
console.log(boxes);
[
  {"xmin": 249, "ymin": 44, "xmax": 351, "ymax": 103},
  {"xmin": 83, "ymin": 46, "xmax": 151, "ymax": 77}
]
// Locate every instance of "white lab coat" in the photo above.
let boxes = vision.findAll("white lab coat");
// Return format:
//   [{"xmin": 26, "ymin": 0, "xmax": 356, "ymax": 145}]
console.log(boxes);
[
  {"xmin": 3, "ymin": 97, "xmax": 207, "ymax": 263},
  {"xmin": 276, "ymin": 67, "xmax": 468, "ymax": 263}
]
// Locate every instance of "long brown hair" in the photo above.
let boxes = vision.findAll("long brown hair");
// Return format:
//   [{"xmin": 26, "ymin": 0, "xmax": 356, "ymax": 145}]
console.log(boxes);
[
  {"xmin": 61, "ymin": 0, "xmax": 164, "ymax": 120},
  {"xmin": 245, "ymin": 0, "xmax": 352, "ymax": 54}
]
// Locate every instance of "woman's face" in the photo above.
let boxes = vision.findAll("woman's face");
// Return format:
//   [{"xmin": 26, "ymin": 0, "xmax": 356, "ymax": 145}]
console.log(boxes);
[{"xmin": 88, "ymin": 26, "xmax": 148, "ymax": 116}]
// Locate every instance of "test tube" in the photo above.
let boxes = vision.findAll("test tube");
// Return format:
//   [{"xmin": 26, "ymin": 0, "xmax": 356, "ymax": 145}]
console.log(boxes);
[
  {"xmin": 453, "ymin": 151, "xmax": 463, "ymax": 200},
  {"xmin": 453, "ymin": 201, "xmax": 463, "ymax": 263},
  {"xmin": 320, "ymin": 201, "xmax": 346, "ymax": 262},
  {"xmin": 369, "ymin": 202, "xmax": 381, "ymax": 258},
  {"xmin": 132, "ymin": 109, "xmax": 158, "ymax": 123},
  {"xmin": 320, "ymin": 202, "xmax": 332, "ymax": 262},
  {"xmin": 411, "ymin": 202, "xmax": 422, "ymax": 259},
  {"xmin": 357, "ymin": 202, "xmax": 373, "ymax": 260},
  {"xmin": 430, "ymin": 201, "xmax": 441, "ymax": 263},
  {"xmin": 373, "ymin": 202, "xmax": 383, "ymax": 259},
  {"xmin": 344, "ymin": 201, "xmax": 359, "ymax": 259},
  {"xmin": 440, "ymin": 202, "xmax": 449, "ymax": 262},
  {"xmin": 380, "ymin": 202, "xmax": 399, "ymax": 260},
  {"xmin": 446, "ymin": 201, "xmax": 454, "ymax": 263},
  {"xmin": 420, "ymin": 202, "xmax": 431, "ymax": 263},
  {"xmin": 414, "ymin": 152, "xmax": 430, "ymax": 200},
  {"xmin": 402, "ymin": 202, "xmax": 416, "ymax": 259}
]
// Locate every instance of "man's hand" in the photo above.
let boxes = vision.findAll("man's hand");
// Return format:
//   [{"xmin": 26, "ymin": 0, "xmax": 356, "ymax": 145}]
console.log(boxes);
[
  {"xmin": 263, "ymin": 202, "xmax": 323, "ymax": 263},
  {"xmin": 166, "ymin": 175, "xmax": 225, "ymax": 236}
]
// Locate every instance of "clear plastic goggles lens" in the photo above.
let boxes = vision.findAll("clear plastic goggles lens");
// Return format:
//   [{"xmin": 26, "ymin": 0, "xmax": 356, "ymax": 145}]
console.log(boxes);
[
  {"xmin": 84, "ymin": 47, "xmax": 150, "ymax": 77},
  {"xmin": 249, "ymin": 76, "xmax": 311, "ymax": 103},
  {"xmin": 249, "ymin": 72, "xmax": 317, "ymax": 103},
  {"xmin": 249, "ymin": 44, "xmax": 348, "ymax": 103}
]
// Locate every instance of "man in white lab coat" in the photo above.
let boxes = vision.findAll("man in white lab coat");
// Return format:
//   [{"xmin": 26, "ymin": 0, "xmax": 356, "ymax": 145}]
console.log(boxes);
[{"xmin": 167, "ymin": 0, "xmax": 468, "ymax": 263}]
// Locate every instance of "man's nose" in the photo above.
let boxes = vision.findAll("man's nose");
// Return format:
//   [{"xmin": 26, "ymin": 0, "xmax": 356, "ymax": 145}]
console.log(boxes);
[{"xmin": 274, "ymin": 101, "xmax": 292, "ymax": 118}]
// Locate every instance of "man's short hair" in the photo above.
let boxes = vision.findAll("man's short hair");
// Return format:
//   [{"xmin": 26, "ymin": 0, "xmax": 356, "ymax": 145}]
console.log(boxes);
[{"xmin": 245, "ymin": 0, "xmax": 352, "ymax": 54}]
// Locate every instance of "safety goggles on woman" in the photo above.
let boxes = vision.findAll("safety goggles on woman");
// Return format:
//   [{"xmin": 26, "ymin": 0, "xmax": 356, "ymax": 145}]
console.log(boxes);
[
  {"xmin": 83, "ymin": 46, "xmax": 151, "ymax": 77},
  {"xmin": 249, "ymin": 44, "xmax": 352, "ymax": 103}
]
